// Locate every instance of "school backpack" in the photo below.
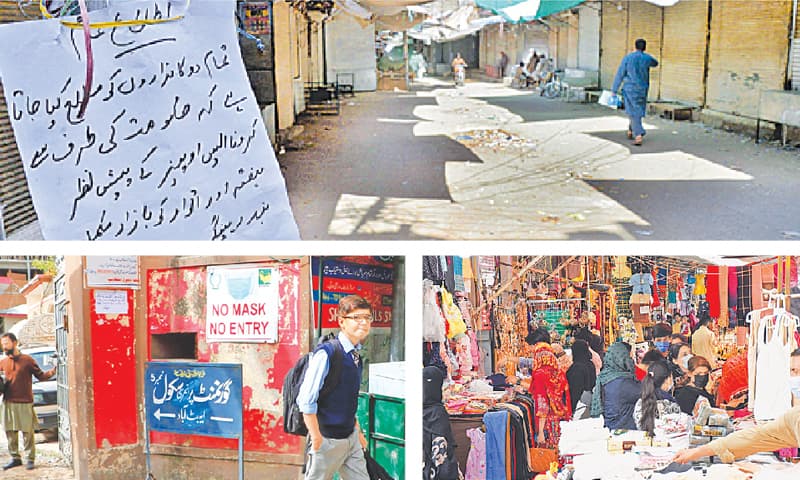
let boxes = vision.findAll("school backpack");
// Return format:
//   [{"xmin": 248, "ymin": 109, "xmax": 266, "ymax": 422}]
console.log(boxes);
[{"xmin": 283, "ymin": 333, "xmax": 345, "ymax": 436}]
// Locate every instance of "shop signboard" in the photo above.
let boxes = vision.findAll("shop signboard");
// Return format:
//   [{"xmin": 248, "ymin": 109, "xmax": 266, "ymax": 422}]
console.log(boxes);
[
  {"xmin": 206, "ymin": 265, "xmax": 280, "ymax": 343},
  {"xmin": 144, "ymin": 362, "xmax": 242, "ymax": 437},
  {"xmin": 313, "ymin": 259, "xmax": 394, "ymax": 329}
]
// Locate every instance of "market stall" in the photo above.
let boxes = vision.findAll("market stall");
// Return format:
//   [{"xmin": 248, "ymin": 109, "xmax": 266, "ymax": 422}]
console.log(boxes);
[{"xmin": 423, "ymin": 255, "xmax": 800, "ymax": 480}]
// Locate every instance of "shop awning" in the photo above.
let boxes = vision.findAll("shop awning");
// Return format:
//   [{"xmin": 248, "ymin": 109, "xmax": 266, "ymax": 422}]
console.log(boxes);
[{"xmin": 475, "ymin": 0, "xmax": 586, "ymax": 23}]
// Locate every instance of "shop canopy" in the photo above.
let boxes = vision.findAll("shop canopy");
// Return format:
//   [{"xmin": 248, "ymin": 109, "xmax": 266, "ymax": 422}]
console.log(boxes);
[
  {"xmin": 474, "ymin": 0, "xmax": 586, "ymax": 23},
  {"xmin": 475, "ymin": 0, "xmax": 680, "ymax": 23}
]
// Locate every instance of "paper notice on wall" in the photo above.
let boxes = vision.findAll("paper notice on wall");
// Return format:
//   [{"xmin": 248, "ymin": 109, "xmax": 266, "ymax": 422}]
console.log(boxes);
[
  {"xmin": 94, "ymin": 289, "xmax": 129, "ymax": 314},
  {"xmin": 85, "ymin": 256, "xmax": 139, "ymax": 288},
  {"xmin": 0, "ymin": 0, "xmax": 299, "ymax": 240},
  {"xmin": 206, "ymin": 266, "xmax": 280, "ymax": 343}
]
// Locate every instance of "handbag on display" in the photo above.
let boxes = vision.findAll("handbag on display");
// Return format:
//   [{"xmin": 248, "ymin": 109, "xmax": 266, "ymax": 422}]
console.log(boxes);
[{"xmin": 529, "ymin": 447, "xmax": 558, "ymax": 473}]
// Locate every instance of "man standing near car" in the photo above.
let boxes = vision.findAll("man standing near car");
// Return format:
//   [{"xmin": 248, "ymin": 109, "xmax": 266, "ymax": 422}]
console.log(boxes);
[
  {"xmin": 0, "ymin": 333, "xmax": 55, "ymax": 471},
  {"xmin": 297, "ymin": 295, "xmax": 372, "ymax": 480}
]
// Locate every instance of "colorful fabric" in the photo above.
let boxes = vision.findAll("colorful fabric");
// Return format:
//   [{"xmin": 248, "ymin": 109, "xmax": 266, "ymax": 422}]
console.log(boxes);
[
  {"xmin": 706, "ymin": 266, "xmax": 720, "ymax": 318},
  {"xmin": 454, "ymin": 256, "xmax": 465, "ymax": 293},
  {"xmin": 465, "ymin": 427, "xmax": 487, "ymax": 480},
  {"xmin": 718, "ymin": 266, "xmax": 729, "ymax": 327},
  {"xmin": 484, "ymin": 411, "xmax": 509, "ymax": 480},
  {"xmin": 528, "ymin": 343, "xmax": 571, "ymax": 449}
]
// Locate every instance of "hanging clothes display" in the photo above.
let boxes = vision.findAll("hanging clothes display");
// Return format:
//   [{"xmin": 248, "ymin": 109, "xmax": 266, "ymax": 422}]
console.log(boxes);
[
  {"xmin": 484, "ymin": 410, "xmax": 509, "ymax": 480},
  {"xmin": 424, "ymin": 256, "xmax": 446, "ymax": 282},
  {"xmin": 718, "ymin": 266, "xmax": 729, "ymax": 328},
  {"xmin": 752, "ymin": 264, "xmax": 765, "ymax": 310},
  {"xmin": 465, "ymin": 427, "xmax": 487, "ymax": 480},
  {"xmin": 753, "ymin": 315, "xmax": 795, "ymax": 421},
  {"xmin": 693, "ymin": 273, "xmax": 707, "ymax": 296},
  {"xmin": 629, "ymin": 272, "xmax": 653, "ymax": 295},
  {"xmin": 737, "ymin": 267, "xmax": 752, "ymax": 325},
  {"xmin": 706, "ymin": 267, "xmax": 720, "ymax": 318},
  {"xmin": 424, "ymin": 279, "xmax": 448, "ymax": 342}
]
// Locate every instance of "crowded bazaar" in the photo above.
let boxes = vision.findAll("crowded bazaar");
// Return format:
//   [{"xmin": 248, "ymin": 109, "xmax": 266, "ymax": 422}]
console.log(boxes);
[{"xmin": 423, "ymin": 256, "xmax": 800, "ymax": 480}]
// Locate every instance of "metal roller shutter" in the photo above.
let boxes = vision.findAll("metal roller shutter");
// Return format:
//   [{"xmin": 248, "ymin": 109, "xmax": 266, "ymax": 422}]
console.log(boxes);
[
  {"xmin": 661, "ymin": 0, "xmax": 709, "ymax": 105},
  {"xmin": 0, "ymin": 3, "xmax": 39, "ymax": 236},
  {"xmin": 627, "ymin": 0, "xmax": 663, "ymax": 100},
  {"xmin": 706, "ymin": 0, "xmax": 792, "ymax": 116},
  {"xmin": 599, "ymin": 1, "xmax": 628, "ymax": 90}
]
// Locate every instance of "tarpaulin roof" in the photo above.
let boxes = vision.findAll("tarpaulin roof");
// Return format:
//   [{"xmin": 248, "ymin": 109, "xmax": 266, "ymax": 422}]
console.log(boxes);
[{"xmin": 475, "ymin": 0, "xmax": 586, "ymax": 23}]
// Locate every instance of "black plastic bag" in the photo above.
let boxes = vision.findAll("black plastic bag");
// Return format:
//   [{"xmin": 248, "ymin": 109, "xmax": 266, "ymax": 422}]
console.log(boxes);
[{"xmin": 364, "ymin": 450, "xmax": 394, "ymax": 480}]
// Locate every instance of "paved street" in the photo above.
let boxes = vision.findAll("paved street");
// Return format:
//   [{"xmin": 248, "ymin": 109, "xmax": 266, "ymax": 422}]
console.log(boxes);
[
  {"xmin": 281, "ymin": 77, "xmax": 800, "ymax": 240},
  {"xmin": 0, "ymin": 430, "xmax": 73, "ymax": 479}
]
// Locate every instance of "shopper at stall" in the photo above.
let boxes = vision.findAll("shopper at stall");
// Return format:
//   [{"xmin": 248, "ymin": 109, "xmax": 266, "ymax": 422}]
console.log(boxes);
[
  {"xmin": 575, "ymin": 329, "xmax": 603, "ymax": 373},
  {"xmin": 591, "ymin": 342, "xmax": 642, "ymax": 430},
  {"xmin": 297, "ymin": 295, "xmax": 371, "ymax": 480},
  {"xmin": 636, "ymin": 349, "xmax": 665, "ymax": 381},
  {"xmin": 670, "ymin": 333, "xmax": 688, "ymax": 346},
  {"xmin": 653, "ymin": 323, "xmax": 673, "ymax": 355},
  {"xmin": 667, "ymin": 342, "xmax": 692, "ymax": 388},
  {"xmin": 674, "ymin": 356, "xmax": 717, "ymax": 414},
  {"xmin": 673, "ymin": 348, "xmax": 800, "ymax": 464},
  {"xmin": 423, "ymin": 366, "xmax": 460, "ymax": 480},
  {"xmin": 567, "ymin": 339, "xmax": 597, "ymax": 417},
  {"xmin": 691, "ymin": 315, "xmax": 718, "ymax": 368},
  {"xmin": 633, "ymin": 361, "xmax": 682, "ymax": 436},
  {"xmin": 527, "ymin": 327, "xmax": 572, "ymax": 448}
]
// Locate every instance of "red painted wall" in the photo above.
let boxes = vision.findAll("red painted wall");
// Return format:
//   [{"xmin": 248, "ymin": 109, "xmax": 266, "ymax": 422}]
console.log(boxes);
[
  {"xmin": 145, "ymin": 262, "xmax": 303, "ymax": 454},
  {"xmin": 90, "ymin": 289, "xmax": 138, "ymax": 448}
]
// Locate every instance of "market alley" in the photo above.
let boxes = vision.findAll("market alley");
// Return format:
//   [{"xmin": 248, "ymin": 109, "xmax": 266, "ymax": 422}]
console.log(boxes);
[{"xmin": 282, "ymin": 79, "xmax": 800, "ymax": 240}]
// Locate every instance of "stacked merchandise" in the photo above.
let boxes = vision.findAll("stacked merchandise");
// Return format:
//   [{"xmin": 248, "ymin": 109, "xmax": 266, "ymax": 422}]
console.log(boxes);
[
  {"xmin": 480, "ymin": 395, "xmax": 539, "ymax": 480},
  {"xmin": 689, "ymin": 400, "xmax": 733, "ymax": 462}
]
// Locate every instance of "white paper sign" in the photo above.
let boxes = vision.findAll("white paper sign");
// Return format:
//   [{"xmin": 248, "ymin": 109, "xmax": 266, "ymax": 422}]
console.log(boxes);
[
  {"xmin": 206, "ymin": 266, "xmax": 279, "ymax": 343},
  {"xmin": 0, "ymin": 0, "xmax": 299, "ymax": 240},
  {"xmin": 86, "ymin": 256, "xmax": 140, "ymax": 288},
  {"xmin": 94, "ymin": 289, "xmax": 129, "ymax": 314}
]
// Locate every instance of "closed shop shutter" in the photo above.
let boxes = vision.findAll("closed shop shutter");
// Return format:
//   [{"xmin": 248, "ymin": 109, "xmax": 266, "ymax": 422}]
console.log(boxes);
[
  {"xmin": 0, "ymin": 3, "xmax": 39, "ymax": 236},
  {"xmin": 661, "ymin": 0, "xmax": 709, "ymax": 105},
  {"xmin": 578, "ymin": 3, "xmax": 600, "ymax": 71},
  {"xmin": 627, "ymin": 1, "xmax": 663, "ymax": 100},
  {"xmin": 706, "ymin": 0, "xmax": 792, "ymax": 116},
  {"xmin": 567, "ymin": 14, "xmax": 579, "ymax": 68},
  {"xmin": 600, "ymin": 1, "xmax": 629, "ymax": 90},
  {"xmin": 557, "ymin": 22, "xmax": 569, "ymax": 69}
]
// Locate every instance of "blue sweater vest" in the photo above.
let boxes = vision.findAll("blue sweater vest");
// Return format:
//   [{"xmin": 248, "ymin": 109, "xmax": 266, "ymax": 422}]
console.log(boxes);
[{"xmin": 316, "ymin": 342, "xmax": 362, "ymax": 439}]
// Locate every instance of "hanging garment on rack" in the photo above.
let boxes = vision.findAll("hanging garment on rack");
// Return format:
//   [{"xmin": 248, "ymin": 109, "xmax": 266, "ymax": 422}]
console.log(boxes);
[
  {"xmin": 694, "ymin": 273, "xmax": 707, "ymax": 296},
  {"xmin": 453, "ymin": 256, "xmax": 465, "ymax": 293},
  {"xmin": 753, "ymin": 315, "xmax": 794, "ymax": 421},
  {"xmin": 465, "ymin": 427, "xmax": 487, "ymax": 480},
  {"xmin": 737, "ymin": 267, "xmax": 752, "ymax": 326},
  {"xmin": 442, "ymin": 288, "xmax": 468, "ymax": 339},
  {"xmin": 424, "ymin": 256, "xmax": 446, "ymax": 282},
  {"xmin": 484, "ymin": 410, "xmax": 509, "ymax": 480},
  {"xmin": 720, "ymin": 267, "xmax": 730, "ymax": 327},
  {"xmin": 652, "ymin": 271, "xmax": 661, "ymax": 307},
  {"xmin": 456, "ymin": 334, "xmax": 474, "ymax": 376},
  {"xmin": 424, "ymin": 280, "xmax": 448, "ymax": 342},
  {"xmin": 468, "ymin": 330, "xmax": 483, "ymax": 376},
  {"xmin": 762, "ymin": 263, "xmax": 776, "ymax": 289},
  {"xmin": 728, "ymin": 268, "xmax": 739, "ymax": 309},
  {"xmin": 751, "ymin": 265, "xmax": 765, "ymax": 310},
  {"xmin": 444, "ymin": 257, "xmax": 456, "ymax": 294},
  {"xmin": 630, "ymin": 272, "xmax": 653, "ymax": 295},
  {"xmin": 706, "ymin": 267, "xmax": 720, "ymax": 318}
]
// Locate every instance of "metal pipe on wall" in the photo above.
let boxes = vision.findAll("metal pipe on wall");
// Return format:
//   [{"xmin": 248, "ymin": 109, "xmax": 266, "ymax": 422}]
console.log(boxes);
[{"xmin": 390, "ymin": 257, "xmax": 405, "ymax": 362}]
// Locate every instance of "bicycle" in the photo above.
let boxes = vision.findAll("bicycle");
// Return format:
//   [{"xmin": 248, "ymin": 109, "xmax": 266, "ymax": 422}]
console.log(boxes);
[{"xmin": 540, "ymin": 70, "xmax": 567, "ymax": 99}]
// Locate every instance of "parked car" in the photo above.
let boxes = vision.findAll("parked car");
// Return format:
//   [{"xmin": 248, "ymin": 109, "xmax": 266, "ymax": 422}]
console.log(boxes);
[{"xmin": 21, "ymin": 345, "xmax": 58, "ymax": 432}]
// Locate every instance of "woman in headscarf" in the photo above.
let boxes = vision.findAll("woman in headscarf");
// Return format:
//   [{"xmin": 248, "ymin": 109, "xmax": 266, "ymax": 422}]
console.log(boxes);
[
  {"xmin": 591, "ymin": 341, "xmax": 642, "ymax": 430},
  {"xmin": 423, "ymin": 366, "xmax": 460, "ymax": 480},
  {"xmin": 567, "ymin": 339, "xmax": 597, "ymax": 417},
  {"xmin": 527, "ymin": 327, "xmax": 572, "ymax": 448}
]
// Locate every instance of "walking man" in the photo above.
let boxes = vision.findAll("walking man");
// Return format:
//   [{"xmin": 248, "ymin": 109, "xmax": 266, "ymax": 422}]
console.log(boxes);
[
  {"xmin": 297, "ymin": 295, "xmax": 372, "ymax": 480},
  {"xmin": 1, "ymin": 333, "xmax": 56, "ymax": 471},
  {"xmin": 612, "ymin": 38, "xmax": 659, "ymax": 146}
]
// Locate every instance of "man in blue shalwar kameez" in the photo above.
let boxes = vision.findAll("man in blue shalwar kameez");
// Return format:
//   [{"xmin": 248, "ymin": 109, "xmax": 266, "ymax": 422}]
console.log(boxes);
[{"xmin": 612, "ymin": 38, "xmax": 659, "ymax": 146}]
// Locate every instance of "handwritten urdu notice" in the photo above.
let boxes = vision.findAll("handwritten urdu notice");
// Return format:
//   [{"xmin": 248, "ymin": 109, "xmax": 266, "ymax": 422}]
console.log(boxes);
[{"xmin": 0, "ymin": 0, "xmax": 299, "ymax": 240}]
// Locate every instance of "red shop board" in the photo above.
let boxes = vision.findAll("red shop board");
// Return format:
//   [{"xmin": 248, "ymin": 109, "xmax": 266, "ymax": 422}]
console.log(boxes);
[
  {"xmin": 313, "ymin": 258, "xmax": 394, "ymax": 329},
  {"xmin": 90, "ymin": 288, "xmax": 138, "ymax": 447},
  {"xmin": 145, "ymin": 262, "xmax": 303, "ymax": 454}
]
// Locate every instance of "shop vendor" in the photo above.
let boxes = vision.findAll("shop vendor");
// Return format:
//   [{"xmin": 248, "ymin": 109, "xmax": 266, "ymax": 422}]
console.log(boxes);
[{"xmin": 673, "ymin": 348, "xmax": 800, "ymax": 464}]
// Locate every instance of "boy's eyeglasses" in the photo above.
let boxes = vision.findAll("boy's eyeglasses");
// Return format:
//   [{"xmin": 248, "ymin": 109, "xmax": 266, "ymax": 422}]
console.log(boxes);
[{"xmin": 342, "ymin": 314, "xmax": 373, "ymax": 323}]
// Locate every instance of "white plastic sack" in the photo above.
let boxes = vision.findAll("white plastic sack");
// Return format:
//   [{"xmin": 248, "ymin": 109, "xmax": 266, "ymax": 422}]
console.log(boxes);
[{"xmin": 598, "ymin": 90, "xmax": 622, "ymax": 109}]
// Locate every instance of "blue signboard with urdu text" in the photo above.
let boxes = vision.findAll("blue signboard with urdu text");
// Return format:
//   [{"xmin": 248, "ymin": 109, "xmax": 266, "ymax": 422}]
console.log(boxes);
[{"xmin": 145, "ymin": 362, "xmax": 242, "ymax": 438}]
